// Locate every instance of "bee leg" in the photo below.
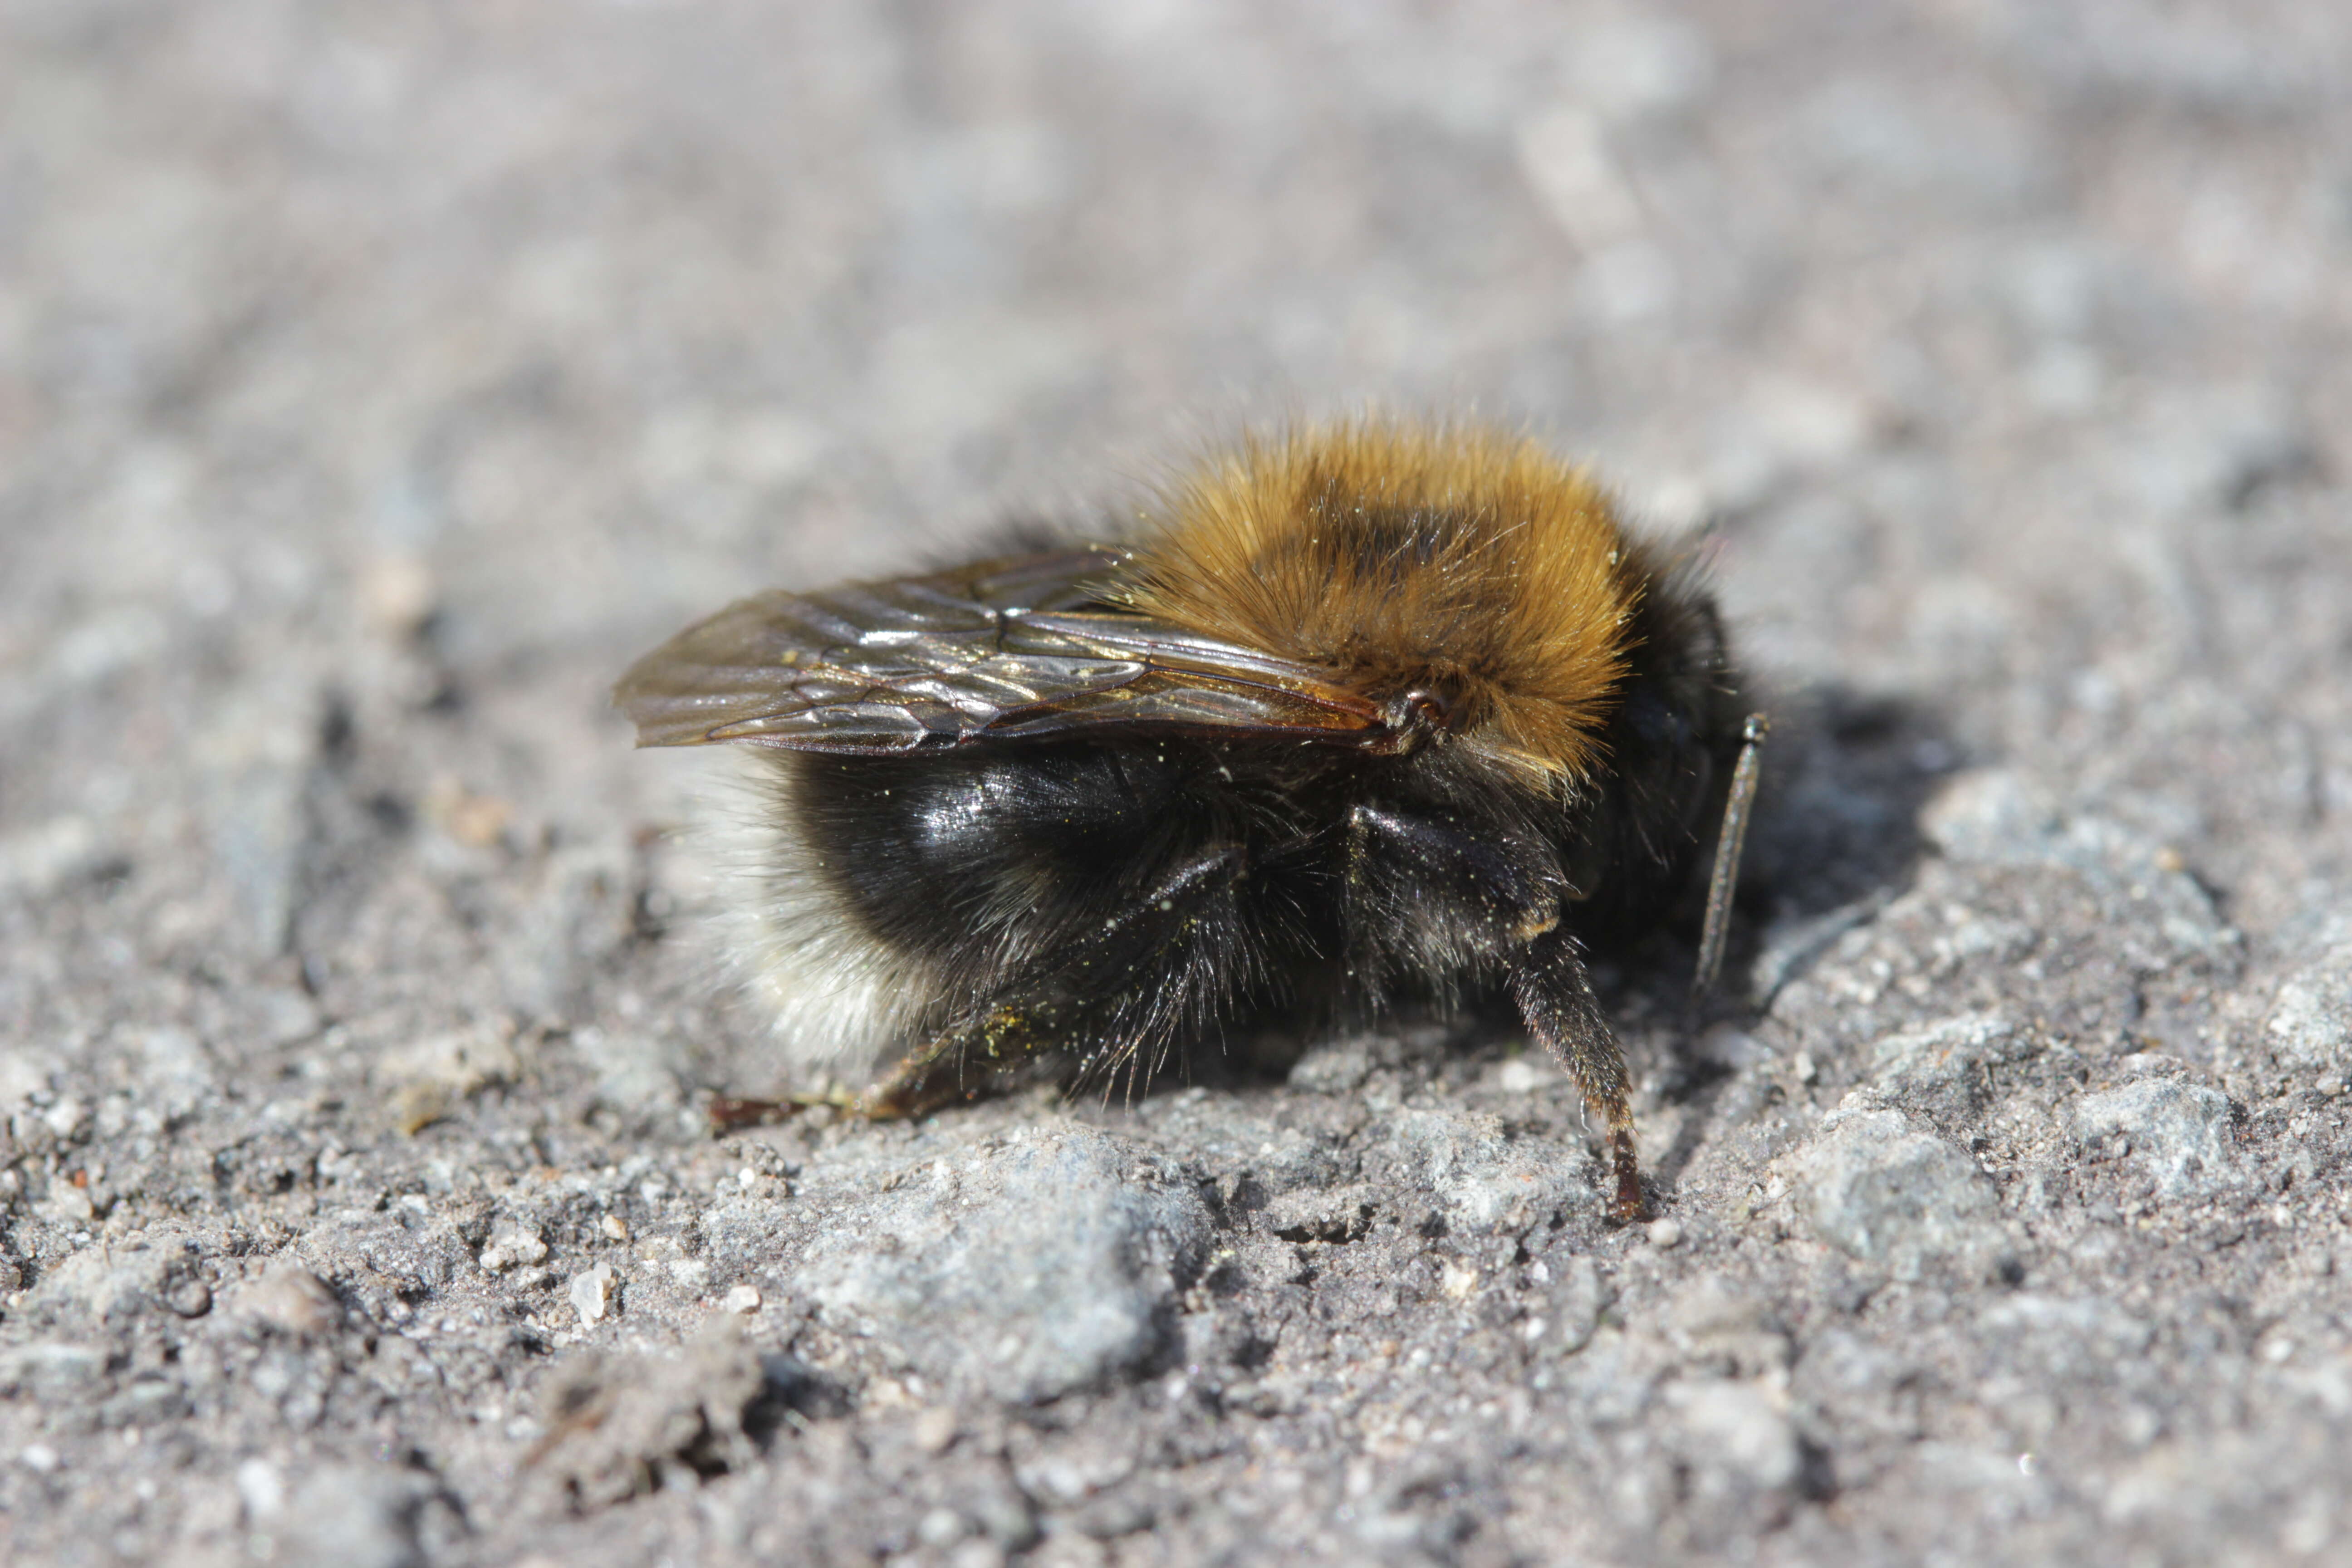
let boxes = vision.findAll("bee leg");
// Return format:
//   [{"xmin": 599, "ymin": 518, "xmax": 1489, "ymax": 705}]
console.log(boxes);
[
  {"xmin": 1343, "ymin": 807, "xmax": 1642, "ymax": 1221},
  {"xmin": 706, "ymin": 1088, "xmax": 859, "ymax": 1132},
  {"xmin": 1508, "ymin": 929, "xmax": 1648, "ymax": 1224},
  {"xmin": 862, "ymin": 842, "xmax": 1254, "ymax": 1117},
  {"xmin": 1059, "ymin": 843, "xmax": 1252, "ymax": 1097},
  {"xmin": 854, "ymin": 1002, "xmax": 1061, "ymax": 1119},
  {"xmin": 1345, "ymin": 804, "xmax": 1557, "ymax": 928}
]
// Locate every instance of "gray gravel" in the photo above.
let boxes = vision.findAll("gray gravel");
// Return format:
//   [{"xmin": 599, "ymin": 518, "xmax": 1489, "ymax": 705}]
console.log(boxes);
[{"xmin": 5, "ymin": 2, "xmax": 2352, "ymax": 1565}]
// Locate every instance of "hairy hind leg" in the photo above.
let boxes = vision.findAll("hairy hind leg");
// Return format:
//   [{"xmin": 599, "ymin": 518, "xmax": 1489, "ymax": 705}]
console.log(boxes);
[
  {"xmin": 1509, "ymin": 927, "xmax": 1647, "ymax": 1223},
  {"xmin": 705, "ymin": 1002, "xmax": 1070, "ymax": 1129},
  {"xmin": 1343, "ymin": 808, "xmax": 1642, "ymax": 1222},
  {"xmin": 854, "ymin": 1000, "xmax": 1070, "ymax": 1117},
  {"xmin": 859, "ymin": 842, "xmax": 1255, "ymax": 1117}
]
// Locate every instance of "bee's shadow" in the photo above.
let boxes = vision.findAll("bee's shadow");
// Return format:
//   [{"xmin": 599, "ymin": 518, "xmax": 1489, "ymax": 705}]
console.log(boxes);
[
  {"xmin": 1740, "ymin": 682, "xmax": 1959, "ymax": 926},
  {"xmin": 1636, "ymin": 681, "xmax": 1962, "ymax": 1188}
]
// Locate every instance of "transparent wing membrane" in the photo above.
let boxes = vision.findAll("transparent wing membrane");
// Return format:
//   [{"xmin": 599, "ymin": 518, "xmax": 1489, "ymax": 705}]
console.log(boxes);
[{"xmin": 615, "ymin": 549, "xmax": 1388, "ymax": 754}]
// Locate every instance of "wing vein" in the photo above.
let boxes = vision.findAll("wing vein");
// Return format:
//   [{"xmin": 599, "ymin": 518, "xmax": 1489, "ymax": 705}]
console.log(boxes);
[{"xmin": 615, "ymin": 549, "xmax": 1392, "ymax": 754}]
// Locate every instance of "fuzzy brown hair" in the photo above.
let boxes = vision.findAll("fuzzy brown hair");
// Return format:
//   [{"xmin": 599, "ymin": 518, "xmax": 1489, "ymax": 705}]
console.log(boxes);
[{"xmin": 1119, "ymin": 421, "xmax": 1640, "ymax": 782}]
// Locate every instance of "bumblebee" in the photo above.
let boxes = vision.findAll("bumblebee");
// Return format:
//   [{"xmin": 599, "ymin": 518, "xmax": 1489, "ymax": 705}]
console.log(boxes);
[{"xmin": 617, "ymin": 421, "xmax": 1764, "ymax": 1221}]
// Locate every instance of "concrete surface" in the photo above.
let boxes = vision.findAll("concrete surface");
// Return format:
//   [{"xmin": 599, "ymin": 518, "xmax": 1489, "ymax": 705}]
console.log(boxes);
[{"xmin": 2, "ymin": 2, "xmax": 2350, "ymax": 1564}]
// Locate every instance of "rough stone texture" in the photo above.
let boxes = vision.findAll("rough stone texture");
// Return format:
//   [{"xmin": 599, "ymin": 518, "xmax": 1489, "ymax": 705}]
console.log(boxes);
[
  {"xmin": 2266, "ymin": 921, "xmax": 2352, "ymax": 1081},
  {"xmin": 2070, "ymin": 1076, "xmax": 2248, "ymax": 1202},
  {"xmin": 781, "ymin": 1127, "xmax": 1211, "ymax": 1405},
  {"xmin": 3, "ymin": 2, "xmax": 2352, "ymax": 1565},
  {"xmin": 1786, "ymin": 1106, "xmax": 2012, "ymax": 1282}
]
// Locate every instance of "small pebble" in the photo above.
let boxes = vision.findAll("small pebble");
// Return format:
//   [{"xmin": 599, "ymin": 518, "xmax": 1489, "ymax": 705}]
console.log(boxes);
[
  {"xmin": 2071, "ymin": 1079, "xmax": 2244, "ymax": 1200},
  {"xmin": 478, "ymin": 1228, "xmax": 549, "ymax": 1274},
  {"xmin": 235, "ymin": 1457, "xmax": 284, "ymax": 1520},
  {"xmin": 1793, "ymin": 1107, "xmax": 2009, "ymax": 1281},
  {"xmin": 358, "ymin": 554, "xmax": 437, "ymax": 636},
  {"xmin": 918, "ymin": 1506, "xmax": 966, "ymax": 1548},
  {"xmin": 1493, "ymin": 1058, "xmax": 1546, "ymax": 1093},
  {"xmin": 1664, "ymin": 1378, "xmax": 1800, "ymax": 1496},
  {"xmin": 2267, "ymin": 936, "xmax": 2352, "ymax": 1073},
  {"xmin": 235, "ymin": 1265, "xmax": 341, "ymax": 1337},
  {"xmin": 788, "ymin": 1127, "xmax": 1212, "ymax": 1403},
  {"xmin": 721, "ymin": 1283, "xmax": 761, "ymax": 1315},
  {"xmin": 570, "ymin": 1262, "xmax": 616, "ymax": 1327},
  {"xmin": 912, "ymin": 1405, "xmax": 960, "ymax": 1454},
  {"xmin": 1647, "ymin": 1217, "xmax": 1684, "ymax": 1248}
]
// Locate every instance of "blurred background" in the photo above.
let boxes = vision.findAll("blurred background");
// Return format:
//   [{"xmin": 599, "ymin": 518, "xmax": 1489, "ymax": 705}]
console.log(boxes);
[{"xmin": 4, "ymin": 0, "xmax": 2347, "ymax": 928}]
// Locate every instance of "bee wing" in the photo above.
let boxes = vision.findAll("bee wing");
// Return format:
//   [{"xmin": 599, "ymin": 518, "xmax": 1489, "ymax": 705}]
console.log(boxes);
[{"xmin": 614, "ymin": 548, "xmax": 1387, "ymax": 754}]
